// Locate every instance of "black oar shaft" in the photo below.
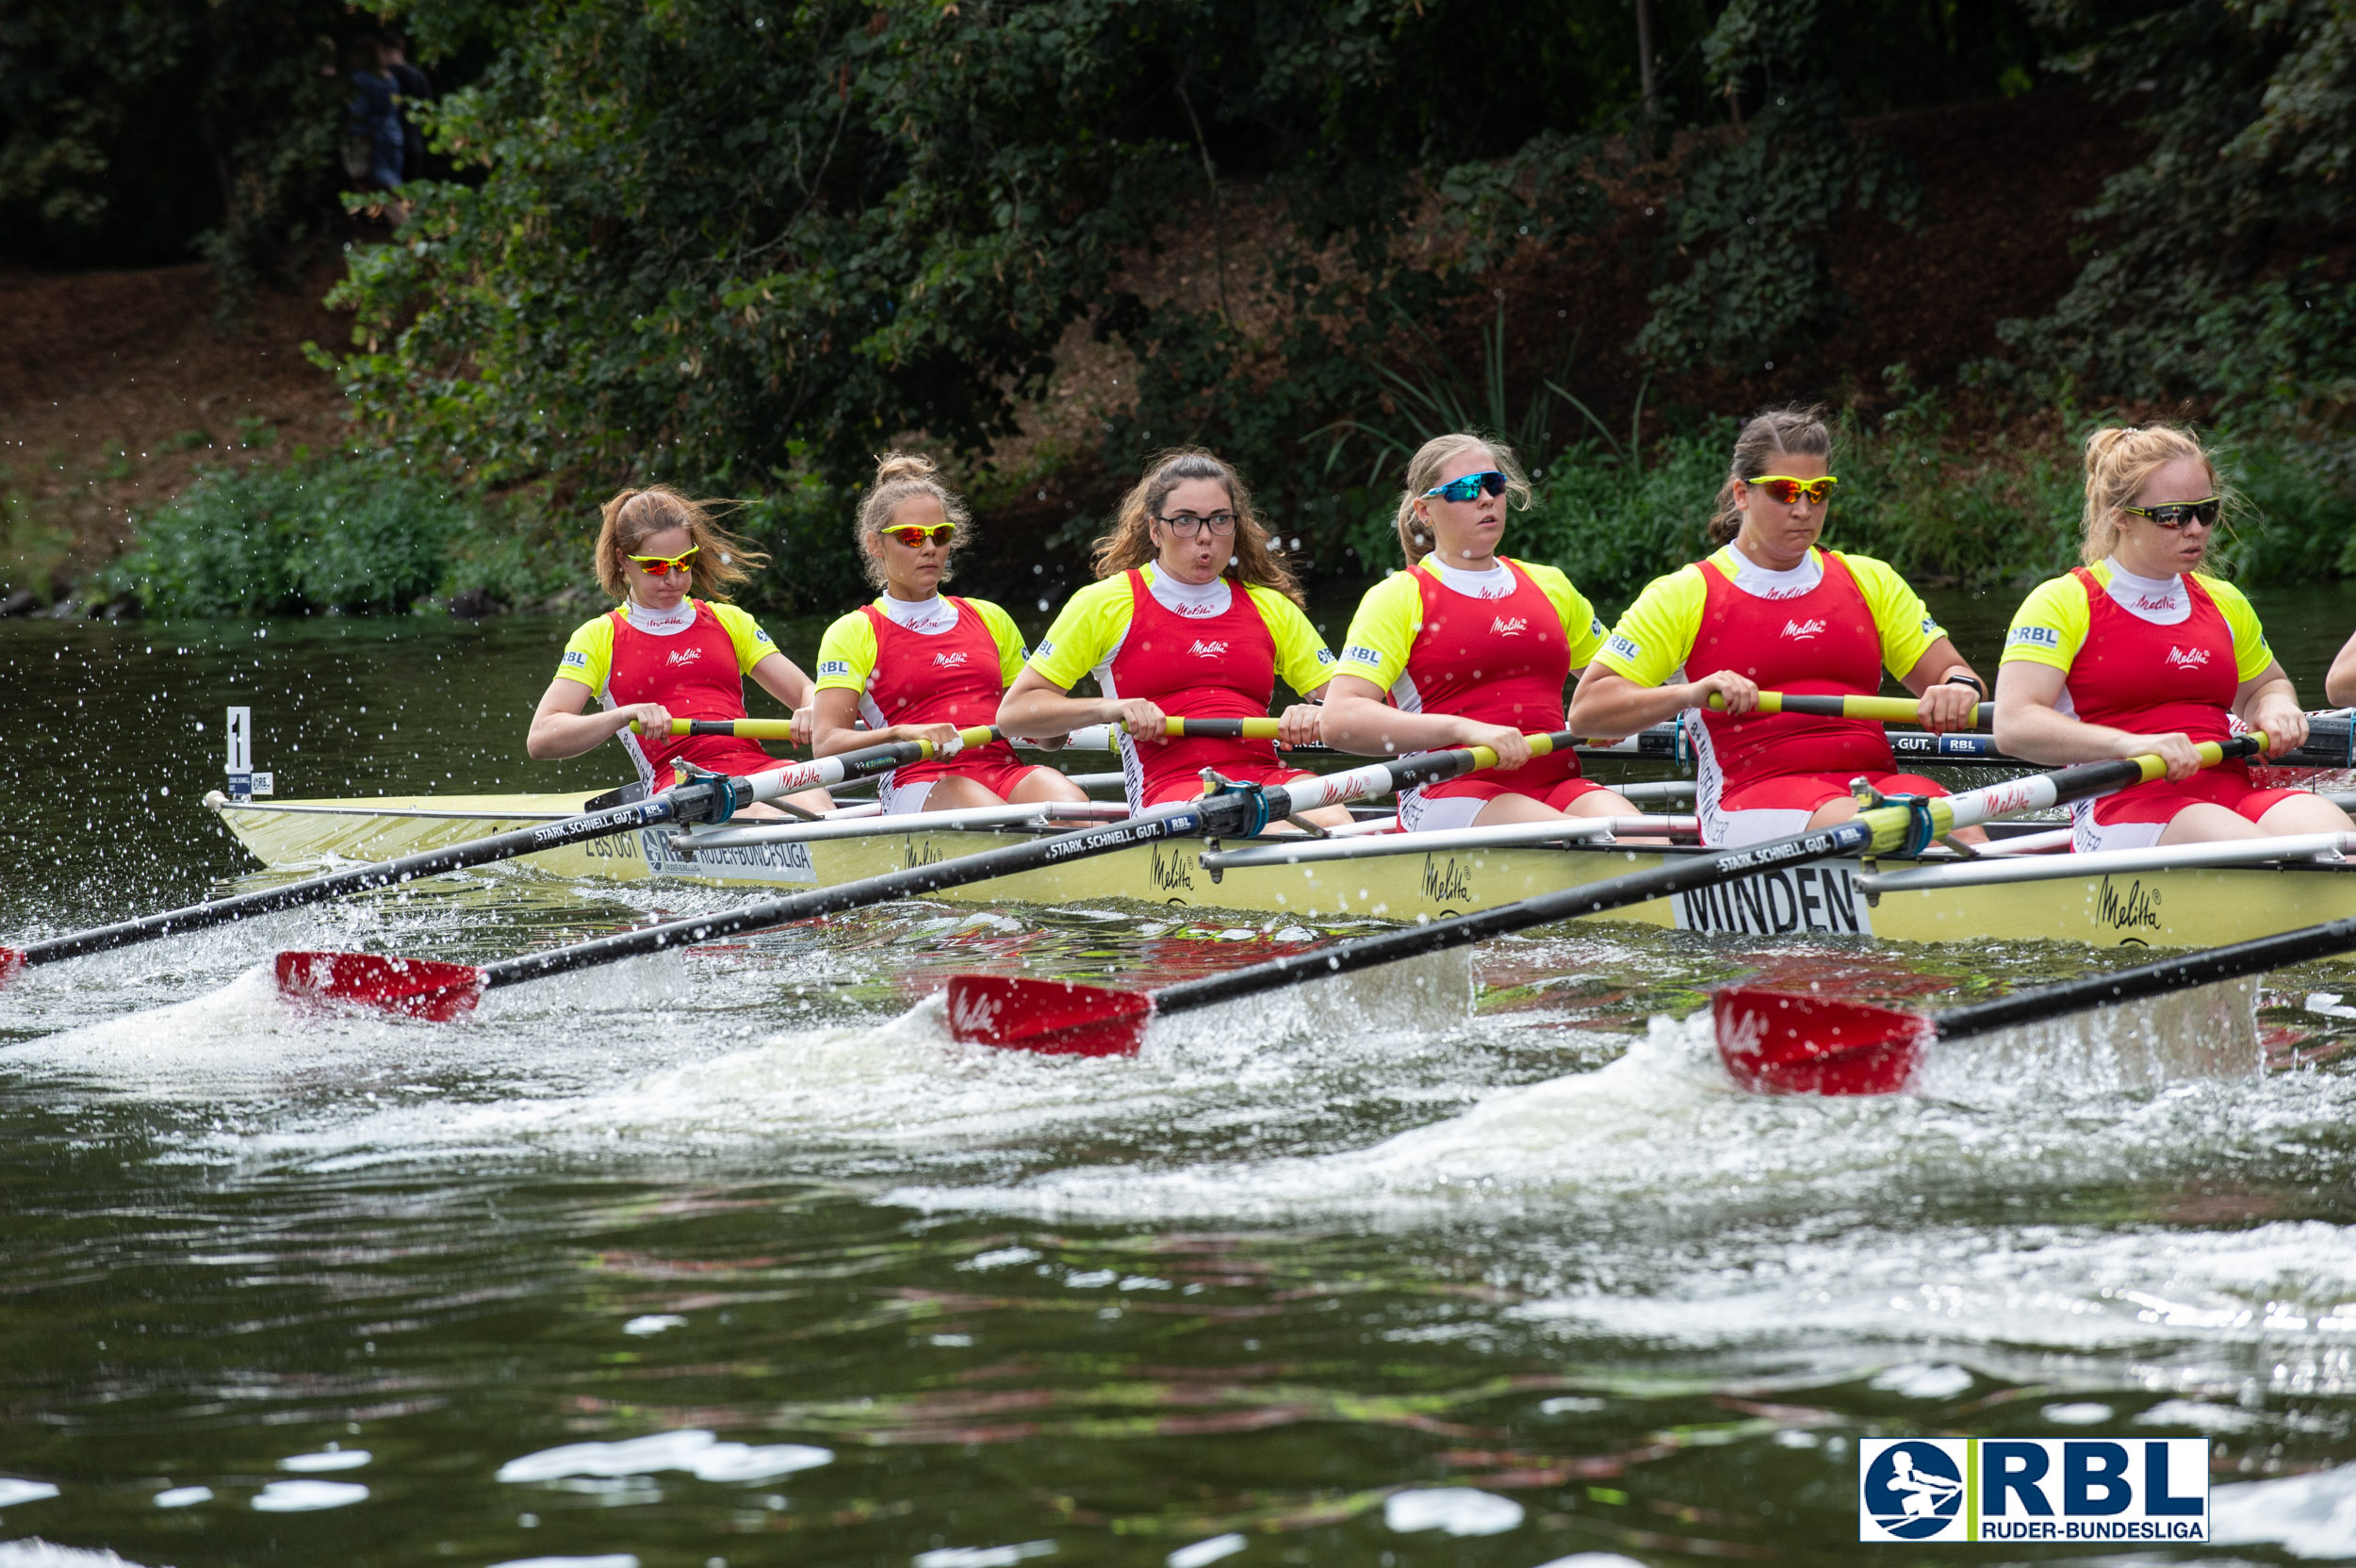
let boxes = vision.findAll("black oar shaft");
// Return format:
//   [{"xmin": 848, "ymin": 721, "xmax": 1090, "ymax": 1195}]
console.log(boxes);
[{"xmin": 1930, "ymin": 915, "xmax": 2356, "ymax": 1043}]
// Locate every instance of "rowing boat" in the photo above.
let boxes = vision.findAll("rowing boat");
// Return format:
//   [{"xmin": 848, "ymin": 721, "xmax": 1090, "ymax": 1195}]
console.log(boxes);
[{"xmin": 205, "ymin": 776, "xmax": 2356, "ymax": 949}]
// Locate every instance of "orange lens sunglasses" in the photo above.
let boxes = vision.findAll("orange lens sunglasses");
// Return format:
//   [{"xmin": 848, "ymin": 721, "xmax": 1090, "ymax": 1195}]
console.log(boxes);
[
  {"xmin": 884, "ymin": 523, "xmax": 957, "ymax": 547},
  {"xmin": 1748, "ymin": 475, "xmax": 1840, "ymax": 505},
  {"xmin": 627, "ymin": 546, "xmax": 700, "ymax": 575}
]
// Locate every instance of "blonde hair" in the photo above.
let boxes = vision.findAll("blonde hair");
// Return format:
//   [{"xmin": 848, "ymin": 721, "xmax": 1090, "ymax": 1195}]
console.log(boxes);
[
  {"xmin": 1392, "ymin": 433, "xmax": 1533, "ymax": 564},
  {"xmin": 1709, "ymin": 406, "xmax": 1834, "ymax": 546},
  {"xmin": 1089, "ymin": 447, "xmax": 1304, "ymax": 604},
  {"xmin": 2080, "ymin": 423, "xmax": 2227, "ymax": 569},
  {"xmin": 854, "ymin": 450, "xmax": 973, "ymax": 590},
  {"xmin": 594, "ymin": 484, "xmax": 767, "ymax": 601}
]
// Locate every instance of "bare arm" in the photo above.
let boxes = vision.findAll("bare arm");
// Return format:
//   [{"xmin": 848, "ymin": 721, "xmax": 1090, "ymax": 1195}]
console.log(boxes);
[
  {"xmin": 1318, "ymin": 674, "xmax": 1535, "ymax": 770},
  {"xmin": 527, "ymin": 678, "xmax": 667, "ymax": 762},
  {"xmin": 747, "ymin": 652, "xmax": 818, "ymax": 750},
  {"xmin": 2330, "ymin": 629, "xmax": 2356, "ymax": 708},
  {"xmin": 2233, "ymin": 659, "xmax": 2309, "ymax": 756},
  {"xmin": 811, "ymin": 686, "xmax": 958, "ymax": 757},
  {"xmin": 1896, "ymin": 636, "xmax": 1985, "ymax": 733},
  {"xmin": 1991, "ymin": 660, "xmax": 2204, "ymax": 780},
  {"xmin": 1565, "ymin": 662, "xmax": 1763, "ymax": 739},
  {"xmin": 997, "ymin": 665, "xmax": 1175, "ymax": 745}
]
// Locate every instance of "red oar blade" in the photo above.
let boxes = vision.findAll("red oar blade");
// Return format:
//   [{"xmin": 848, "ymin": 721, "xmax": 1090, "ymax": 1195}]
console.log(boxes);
[
  {"xmin": 1713, "ymin": 986, "xmax": 1929, "ymax": 1096},
  {"xmin": 945, "ymin": 974, "xmax": 1151, "ymax": 1056},
  {"xmin": 0, "ymin": 947, "xmax": 22, "ymax": 989},
  {"xmin": 275, "ymin": 951, "xmax": 486, "ymax": 1021}
]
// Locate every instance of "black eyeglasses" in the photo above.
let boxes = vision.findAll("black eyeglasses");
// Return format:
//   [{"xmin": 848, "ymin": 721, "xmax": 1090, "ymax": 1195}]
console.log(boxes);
[
  {"xmin": 2119, "ymin": 497, "xmax": 2222, "ymax": 530},
  {"xmin": 1156, "ymin": 512, "xmax": 1238, "ymax": 537}
]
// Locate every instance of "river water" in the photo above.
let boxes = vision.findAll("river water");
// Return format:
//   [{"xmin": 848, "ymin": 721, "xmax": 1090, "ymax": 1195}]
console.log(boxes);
[{"xmin": 6, "ymin": 590, "xmax": 2356, "ymax": 1567}]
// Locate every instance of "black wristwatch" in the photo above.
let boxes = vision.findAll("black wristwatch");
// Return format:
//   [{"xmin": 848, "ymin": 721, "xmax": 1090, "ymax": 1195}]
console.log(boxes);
[{"xmin": 1942, "ymin": 672, "xmax": 1986, "ymax": 696}]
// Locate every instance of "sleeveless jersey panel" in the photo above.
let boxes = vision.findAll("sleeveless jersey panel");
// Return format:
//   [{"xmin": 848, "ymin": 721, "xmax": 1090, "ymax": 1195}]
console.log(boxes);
[
  {"xmin": 2060, "ymin": 566, "xmax": 2240, "ymax": 742},
  {"xmin": 1688, "ymin": 550, "xmax": 1895, "ymax": 782},
  {"xmin": 1106, "ymin": 568, "xmax": 1279, "ymax": 806},
  {"xmin": 1400, "ymin": 559, "xmax": 1580, "ymax": 792},
  {"xmin": 859, "ymin": 597, "xmax": 1023, "ymax": 792},
  {"xmin": 604, "ymin": 602, "xmax": 766, "ymax": 786}
]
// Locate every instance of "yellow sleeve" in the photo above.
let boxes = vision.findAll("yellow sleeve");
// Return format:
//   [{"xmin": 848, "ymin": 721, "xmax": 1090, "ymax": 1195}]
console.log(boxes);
[
  {"xmin": 709, "ymin": 600, "xmax": 780, "ymax": 674},
  {"xmin": 1594, "ymin": 565, "xmax": 1707, "ymax": 687},
  {"xmin": 1513, "ymin": 560, "xmax": 1607, "ymax": 669},
  {"xmin": 812, "ymin": 609, "xmax": 880, "ymax": 694},
  {"xmin": 554, "ymin": 613, "xmax": 616, "ymax": 694},
  {"xmin": 1027, "ymin": 576, "xmax": 1135, "ymax": 690},
  {"xmin": 1999, "ymin": 574, "xmax": 2090, "ymax": 672},
  {"xmin": 1838, "ymin": 552, "xmax": 1945, "ymax": 678},
  {"xmin": 2197, "ymin": 574, "xmax": 2276, "ymax": 682},
  {"xmin": 969, "ymin": 598, "xmax": 1030, "ymax": 686},
  {"xmin": 1246, "ymin": 585, "xmax": 1340, "ymax": 694},
  {"xmin": 1334, "ymin": 570, "xmax": 1426, "ymax": 693}
]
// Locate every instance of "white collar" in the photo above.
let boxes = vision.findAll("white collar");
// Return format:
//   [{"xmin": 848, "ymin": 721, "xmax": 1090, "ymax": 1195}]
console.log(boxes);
[
  {"xmin": 876, "ymin": 592, "xmax": 959, "ymax": 633},
  {"xmin": 1424, "ymin": 558, "xmax": 1517, "ymax": 598},
  {"xmin": 1143, "ymin": 564, "xmax": 1233, "ymax": 617},
  {"xmin": 622, "ymin": 597, "xmax": 697, "ymax": 635},
  {"xmin": 1719, "ymin": 543, "xmax": 1824, "ymax": 600},
  {"xmin": 2101, "ymin": 559, "xmax": 2191, "ymax": 625}
]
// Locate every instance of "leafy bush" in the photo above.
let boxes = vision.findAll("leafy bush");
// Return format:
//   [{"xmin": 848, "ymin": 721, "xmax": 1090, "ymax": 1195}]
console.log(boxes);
[{"xmin": 109, "ymin": 455, "xmax": 571, "ymax": 616}]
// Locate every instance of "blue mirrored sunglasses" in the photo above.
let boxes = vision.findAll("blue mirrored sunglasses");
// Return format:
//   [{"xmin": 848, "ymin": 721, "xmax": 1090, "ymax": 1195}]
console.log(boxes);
[{"xmin": 1423, "ymin": 470, "xmax": 1508, "ymax": 503}]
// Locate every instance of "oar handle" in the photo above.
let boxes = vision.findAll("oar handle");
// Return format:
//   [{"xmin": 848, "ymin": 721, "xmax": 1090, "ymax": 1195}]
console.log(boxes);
[
  {"xmin": 1706, "ymin": 691, "xmax": 1994, "ymax": 728},
  {"xmin": 632, "ymin": 717, "xmax": 797, "ymax": 740},
  {"xmin": 1932, "ymin": 911, "xmax": 2356, "ymax": 1043},
  {"xmin": 1153, "ymin": 716, "xmax": 1280, "ymax": 740}
]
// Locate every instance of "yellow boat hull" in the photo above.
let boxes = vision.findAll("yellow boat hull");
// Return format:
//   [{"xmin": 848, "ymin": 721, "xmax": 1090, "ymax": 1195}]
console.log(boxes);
[{"xmin": 207, "ymin": 792, "xmax": 2356, "ymax": 949}]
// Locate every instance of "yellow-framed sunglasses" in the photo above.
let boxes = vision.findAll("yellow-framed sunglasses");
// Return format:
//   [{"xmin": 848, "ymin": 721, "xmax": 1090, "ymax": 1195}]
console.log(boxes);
[
  {"xmin": 1746, "ymin": 475, "xmax": 1840, "ymax": 505},
  {"xmin": 627, "ymin": 546, "xmax": 700, "ymax": 576}
]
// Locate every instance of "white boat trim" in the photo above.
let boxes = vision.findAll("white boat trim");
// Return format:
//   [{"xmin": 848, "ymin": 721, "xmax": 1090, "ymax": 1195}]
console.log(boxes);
[
  {"xmin": 678, "ymin": 799, "xmax": 1136, "ymax": 848},
  {"xmin": 1200, "ymin": 815, "xmax": 1700, "ymax": 871},
  {"xmin": 1857, "ymin": 831, "xmax": 2356, "ymax": 894}
]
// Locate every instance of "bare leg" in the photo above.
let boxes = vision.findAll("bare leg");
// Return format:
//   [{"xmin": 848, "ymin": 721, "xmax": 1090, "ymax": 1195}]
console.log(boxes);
[
  {"xmin": 1009, "ymin": 768, "xmax": 1089, "ymax": 804},
  {"xmin": 2155, "ymin": 803, "xmax": 2270, "ymax": 845},
  {"xmin": 919, "ymin": 775, "xmax": 1008, "ymax": 812}
]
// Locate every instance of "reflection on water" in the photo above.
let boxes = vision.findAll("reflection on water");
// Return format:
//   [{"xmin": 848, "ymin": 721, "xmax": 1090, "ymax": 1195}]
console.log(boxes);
[{"xmin": 6, "ymin": 608, "xmax": 2356, "ymax": 1565}]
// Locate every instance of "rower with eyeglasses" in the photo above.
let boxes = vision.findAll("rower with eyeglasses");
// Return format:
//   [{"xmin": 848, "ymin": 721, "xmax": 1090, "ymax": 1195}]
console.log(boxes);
[
  {"xmin": 526, "ymin": 484, "xmax": 836, "ymax": 817},
  {"xmin": 1992, "ymin": 423, "xmax": 2350, "ymax": 851},
  {"xmin": 1568, "ymin": 406, "xmax": 1992, "ymax": 847},
  {"xmin": 808, "ymin": 452, "xmax": 1088, "ymax": 815},
  {"xmin": 1319, "ymin": 433, "xmax": 1644, "ymax": 832},
  {"xmin": 997, "ymin": 447, "xmax": 1354, "ymax": 828}
]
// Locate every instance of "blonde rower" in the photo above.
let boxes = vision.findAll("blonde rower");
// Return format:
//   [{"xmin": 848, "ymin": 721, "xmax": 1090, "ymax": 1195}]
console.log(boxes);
[
  {"xmin": 1994, "ymin": 424, "xmax": 2346, "ymax": 850},
  {"xmin": 811, "ymin": 454, "xmax": 1085, "ymax": 814},
  {"xmin": 1322, "ymin": 433, "xmax": 1642, "ymax": 829}
]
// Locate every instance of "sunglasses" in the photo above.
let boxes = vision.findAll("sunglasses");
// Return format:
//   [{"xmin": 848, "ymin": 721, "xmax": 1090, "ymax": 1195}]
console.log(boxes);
[
  {"xmin": 1423, "ymin": 470, "xmax": 1509, "ymax": 503},
  {"xmin": 2119, "ymin": 497, "xmax": 2222, "ymax": 530},
  {"xmin": 627, "ymin": 546, "xmax": 700, "ymax": 576},
  {"xmin": 1155, "ymin": 512, "xmax": 1238, "ymax": 537},
  {"xmin": 1747, "ymin": 475, "xmax": 1841, "ymax": 505},
  {"xmin": 883, "ymin": 522, "xmax": 957, "ymax": 547}
]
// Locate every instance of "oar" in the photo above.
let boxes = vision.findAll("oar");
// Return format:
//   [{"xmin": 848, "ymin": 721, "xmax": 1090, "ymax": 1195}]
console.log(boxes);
[
  {"xmin": 1716, "ymin": 908, "xmax": 2356, "ymax": 1097},
  {"xmin": 0, "ymin": 729, "xmax": 992, "ymax": 988},
  {"xmin": 1706, "ymin": 691, "xmax": 1995, "ymax": 728},
  {"xmin": 631, "ymin": 717, "xmax": 803, "ymax": 740},
  {"xmin": 270, "ymin": 731, "xmax": 1585, "ymax": 1020},
  {"xmin": 943, "ymin": 737, "xmax": 2264, "ymax": 1055}
]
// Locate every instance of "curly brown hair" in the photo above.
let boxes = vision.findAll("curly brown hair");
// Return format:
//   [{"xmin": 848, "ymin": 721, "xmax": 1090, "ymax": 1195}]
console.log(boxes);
[
  {"xmin": 594, "ymin": 485, "xmax": 769, "ymax": 602},
  {"xmin": 1088, "ymin": 448, "xmax": 1303, "ymax": 604}
]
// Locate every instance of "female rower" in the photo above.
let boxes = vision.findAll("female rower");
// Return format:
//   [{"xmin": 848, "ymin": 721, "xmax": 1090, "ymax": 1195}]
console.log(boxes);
[
  {"xmin": 527, "ymin": 485, "xmax": 833, "ymax": 816},
  {"xmin": 996, "ymin": 447, "xmax": 1352, "ymax": 828},
  {"xmin": 1566, "ymin": 407, "xmax": 1988, "ymax": 847},
  {"xmin": 1320, "ymin": 433, "xmax": 1644, "ymax": 830},
  {"xmin": 1993, "ymin": 424, "xmax": 2347, "ymax": 849},
  {"xmin": 810, "ymin": 453, "xmax": 1086, "ymax": 814}
]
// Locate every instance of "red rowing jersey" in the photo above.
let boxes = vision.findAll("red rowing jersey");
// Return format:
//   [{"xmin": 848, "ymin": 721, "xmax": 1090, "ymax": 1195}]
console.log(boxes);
[
  {"xmin": 1689, "ymin": 549, "xmax": 1894, "ymax": 785},
  {"xmin": 1105, "ymin": 568, "xmax": 1281, "ymax": 804},
  {"xmin": 853, "ymin": 596, "xmax": 1023, "ymax": 779},
  {"xmin": 1397, "ymin": 559, "xmax": 1581, "ymax": 791},
  {"xmin": 600, "ymin": 601, "xmax": 769, "ymax": 786}
]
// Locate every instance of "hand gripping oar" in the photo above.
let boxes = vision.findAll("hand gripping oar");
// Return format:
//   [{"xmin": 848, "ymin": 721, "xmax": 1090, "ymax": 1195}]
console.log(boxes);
[
  {"xmin": 0, "ymin": 728, "xmax": 992, "ymax": 988},
  {"xmin": 270, "ymin": 731, "xmax": 1583, "ymax": 1020},
  {"xmin": 943, "ymin": 736, "xmax": 2264, "ymax": 1056},
  {"xmin": 1706, "ymin": 690, "xmax": 1995, "ymax": 728},
  {"xmin": 1716, "ymin": 906, "xmax": 2356, "ymax": 1097}
]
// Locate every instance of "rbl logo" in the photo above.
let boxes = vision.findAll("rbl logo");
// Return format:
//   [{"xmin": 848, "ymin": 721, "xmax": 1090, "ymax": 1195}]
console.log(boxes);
[
  {"xmin": 1781, "ymin": 618, "xmax": 1827, "ymax": 640},
  {"xmin": 2166, "ymin": 645, "xmax": 2213, "ymax": 669},
  {"xmin": 1187, "ymin": 639, "xmax": 1230, "ymax": 658},
  {"xmin": 1859, "ymin": 1438, "xmax": 2208, "ymax": 1544},
  {"xmin": 2009, "ymin": 625, "xmax": 2061, "ymax": 648}
]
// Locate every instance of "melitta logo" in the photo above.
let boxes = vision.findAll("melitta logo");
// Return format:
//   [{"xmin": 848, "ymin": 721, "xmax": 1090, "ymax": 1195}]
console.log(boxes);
[
  {"xmin": 1859, "ymin": 1438, "xmax": 2207, "ymax": 1544},
  {"xmin": 664, "ymin": 647, "xmax": 704, "ymax": 667},
  {"xmin": 2134, "ymin": 593, "xmax": 2182, "ymax": 612},
  {"xmin": 932, "ymin": 650, "xmax": 970, "ymax": 668},
  {"xmin": 1781, "ymin": 617, "xmax": 1827, "ymax": 640},
  {"xmin": 1188, "ymin": 639, "xmax": 1230, "ymax": 657},
  {"xmin": 1490, "ymin": 615, "xmax": 1529, "ymax": 636},
  {"xmin": 2166, "ymin": 645, "xmax": 2212, "ymax": 669}
]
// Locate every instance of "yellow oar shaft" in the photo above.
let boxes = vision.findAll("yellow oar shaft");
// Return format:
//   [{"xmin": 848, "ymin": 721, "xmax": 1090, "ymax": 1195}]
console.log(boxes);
[
  {"xmin": 1706, "ymin": 691, "xmax": 1995, "ymax": 728},
  {"xmin": 632, "ymin": 719, "xmax": 998, "ymax": 752}
]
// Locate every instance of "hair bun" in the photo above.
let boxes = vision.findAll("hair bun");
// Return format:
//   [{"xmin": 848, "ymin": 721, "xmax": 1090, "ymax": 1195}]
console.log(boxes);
[{"xmin": 873, "ymin": 450, "xmax": 938, "ymax": 486}]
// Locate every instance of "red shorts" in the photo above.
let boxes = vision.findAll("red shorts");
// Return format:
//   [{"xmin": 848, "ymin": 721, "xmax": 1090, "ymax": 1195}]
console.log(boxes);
[
  {"xmin": 881, "ymin": 755, "xmax": 1061, "ymax": 814},
  {"xmin": 653, "ymin": 738, "xmax": 785, "ymax": 789},
  {"xmin": 1401, "ymin": 775, "xmax": 1612, "ymax": 833},
  {"xmin": 1701, "ymin": 770, "xmax": 1948, "ymax": 848},
  {"xmin": 1140, "ymin": 760, "xmax": 1317, "ymax": 809},
  {"xmin": 2076, "ymin": 766, "xmax": 2299, "ymax": 851}
]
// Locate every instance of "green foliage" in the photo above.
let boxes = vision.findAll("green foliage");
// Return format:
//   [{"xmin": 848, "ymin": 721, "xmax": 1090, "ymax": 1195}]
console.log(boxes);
[{"xmin": 108, "ymin": 456, "xmax": 569, "ymax": 617}]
